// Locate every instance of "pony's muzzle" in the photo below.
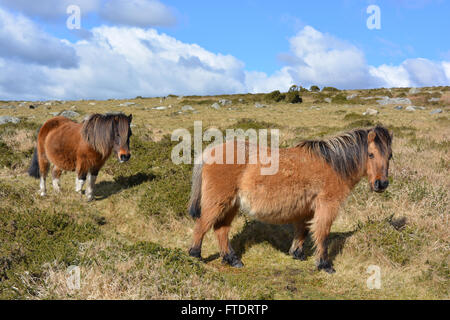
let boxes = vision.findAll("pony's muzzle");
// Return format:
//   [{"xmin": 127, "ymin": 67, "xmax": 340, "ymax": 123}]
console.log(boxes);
[
  {"xmin": 374, "ymin": 179, "xmax": 389, "ymax": 192},
  {"xmin": 119, "ymin": 153, "xmax": 131, "ymax": 163}
]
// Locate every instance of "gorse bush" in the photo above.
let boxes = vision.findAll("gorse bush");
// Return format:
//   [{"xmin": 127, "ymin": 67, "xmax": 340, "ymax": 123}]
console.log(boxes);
[
  {"xmin": 322, "ymin": 86, "xmax": 339, "ymax": 92},
  {"xmin": 310, "ymin": 85, "xmax": 320, "ymax": 92},
  {"xmin": 0, "ymin": 205, "xmax": 99, "ymax": 298},
  {"xmin": 285, "ymin": 91, "xmax": 302, "ymax": 104},
  {"xmin": 265, "ymin": 90, "xmax": 285, "ymax": 102}
]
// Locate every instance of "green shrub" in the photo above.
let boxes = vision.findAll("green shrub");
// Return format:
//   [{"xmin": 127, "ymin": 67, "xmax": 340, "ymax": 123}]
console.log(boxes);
[
  {"xmin": 357, "ymin": 218, "xmax": 427, "ymax": 265},
  {"xmin": 310, "ymin": 85, "xmax": 320, "ymax": 92},
  {"xmin": 0, "ymin": 206, "xmax": 99, "ymax": 298},
  {"xmin": 322, "ymin": 86, "xmax": 339, "ymax": 92},
  {"xmin": 265, "ymin": 90, "xmax": 285, "ymax": 102},
  {"xmin": 331, "ymin": 93, "xmax": 347, "ymax": 104},
  {"xmin": 285, "ymin": 91, "xmax": 302, "ymax": 104}
]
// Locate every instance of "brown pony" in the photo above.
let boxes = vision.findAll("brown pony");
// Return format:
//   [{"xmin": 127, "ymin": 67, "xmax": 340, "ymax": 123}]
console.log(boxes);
[
  {"xmin": 188, "ymin": 125, "xmax": 393, "ymax": 273},
  {"xmin": 28, "ymin": 113, "xmax": 133, "ymax": 201}
]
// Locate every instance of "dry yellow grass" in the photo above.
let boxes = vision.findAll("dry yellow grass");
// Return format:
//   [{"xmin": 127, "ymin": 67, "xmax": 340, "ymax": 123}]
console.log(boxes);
[{"xmin": 0, "ymin": 87, "xmax": 448, "ymax": 299}]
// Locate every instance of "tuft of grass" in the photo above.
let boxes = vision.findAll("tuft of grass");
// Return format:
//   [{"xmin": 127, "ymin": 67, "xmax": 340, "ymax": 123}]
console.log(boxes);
[
  {"xmin": 0, "ymin": 206, "xmax": 99, "ymax": 298},
  {"xmin": 354, "ymin": 217, "xmax": 427, "ymax": 266}
]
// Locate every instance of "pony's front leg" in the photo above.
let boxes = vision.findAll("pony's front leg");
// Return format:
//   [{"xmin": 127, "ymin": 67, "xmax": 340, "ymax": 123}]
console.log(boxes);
[
  {"xmin": 311, "ymin": 200, "xmax": 339, "ymax": 273},
  {"xmin": 75, "ymin": 174, "xmax": 86, "ymax": 194},
  {"xmin": 85, "ymin": 172, "xmax": 97, "ymax": 202}
]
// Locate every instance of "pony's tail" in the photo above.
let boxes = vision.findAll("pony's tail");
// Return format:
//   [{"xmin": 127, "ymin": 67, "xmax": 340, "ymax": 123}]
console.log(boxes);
[
  {"xmin": 28, "ymin": 126, "xmax": 42, "ymax": 179},
  {"xmin": 188, "ymin": 162, "xmax": 203, "ymax": 219},
  {"xmin": 28, "ymin": 148, "xmax": 40, "ymax": 179}
]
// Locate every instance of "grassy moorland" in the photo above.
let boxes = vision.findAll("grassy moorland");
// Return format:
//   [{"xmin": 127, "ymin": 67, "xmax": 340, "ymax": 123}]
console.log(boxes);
[{"xmin": 0, "ymin": 87, "xmax": 448, "ymax": 299}]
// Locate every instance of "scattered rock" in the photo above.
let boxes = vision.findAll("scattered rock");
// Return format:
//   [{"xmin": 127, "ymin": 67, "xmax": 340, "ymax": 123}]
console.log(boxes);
[
  {"xmin": 417, "ymin": 106, "xmax": 426, "ymax": 110},
  {"xmin": 428, "ymin": 97, "xmax": 440, "ymax": 102},
  {"xmin": 211, "ymin": 103, "xmax": 221, "ymax": 110},
  {"xmin": 0, "ymin": 105, "xmax": 15, "ymax": 109},
  {"xmin": 44, "ymin": 102, "xmax": 52, "ymax": 106},
  {"xmin": 430, "ymin": 109, "xmax": 443, "ymax": 115},
  {"xmin": 346, "ymin": 94, "xmax": 358, "ymax": 100},
  {"xmin": 409, "ymin": 87, "xmax": 421, "ymax": 94},
  {"xmin": 152, "ymin": 106, "xmax": 167, "ymax": 110},
  {"xmin": 219, "ymin": 99, "xmax": 232, "ymax": 106},
  {"xmin": 405, "ymin": 106, "xmax": 416, "ymax": 112},
  {"xmin": 310, "ymin": 105, "xmax": 320, "ymax": 110},
  {"xmin": 119, "ymin": 102, "xmax": 135, "ymax": 107},
  {"xmin": 0, "ymin": 116, "xmax": 20, "ymax": 125},
  {"xmin": 181, "ymin": 105, "xmax": 194, "ymax": 111},
  {"xmin": 363, "ymin": 108, "xmax": 378, "ymax": 116},
  {"xmin": 89, "ymin": 102, "xmax": 96, "ymax": 106},
  {"xmin": 238, "ymin": 98, "xmax": 244, "ymax": 103},
  {"xmin": 60, "ymin": 110, "xmax": 80, "ymax": 118},
  {"xmin": 255, "ymin": 102, "xmax": 266, "ymax": 108},
  {"xmin": 324, "ymin": 98, "xmax": 332, "ymax": 103},
  {"xmin": 377, "ymin": 97, "xmax": 411, "ymax": 105},
  {"xmin": 49, "ymin": 112, "xmax": 60, "ymax": 116},
  {"xmin": 394, "ymin": 106, "xmax": 403, "ymax": 110}
]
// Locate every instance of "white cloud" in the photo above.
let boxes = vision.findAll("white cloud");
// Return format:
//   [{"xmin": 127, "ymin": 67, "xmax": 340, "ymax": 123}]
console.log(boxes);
[
  {"xmin": 0, "ymin": 16, "xmax": 448, "ymax": 101},
  {"xmin": 100, "ymin": 0, "xmax": 177, "ymax": 27},
  {"xmin": 0, "ymin": 26, "xmax": 247, "ymax": 100},
  {"xmin": 246, "ymin": 26, "xmax": 450, "ymax": 91},
  {"xmin": 0, "ymin": 7, "xmax": 79, "ymax": 68}
]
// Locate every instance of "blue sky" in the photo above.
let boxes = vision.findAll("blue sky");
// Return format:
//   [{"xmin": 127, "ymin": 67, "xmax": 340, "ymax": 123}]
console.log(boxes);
[
  {"xmin": 161, "ymin": 0, "xmax": 450, "ymax": 72},
  {"xmin": 0, "ymin": 0, "xmax": 449, "ymax": 100}
]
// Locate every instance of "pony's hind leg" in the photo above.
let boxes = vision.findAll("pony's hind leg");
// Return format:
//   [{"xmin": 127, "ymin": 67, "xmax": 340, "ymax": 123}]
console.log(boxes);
[
  {"xmin": 189, "ymin": 214, "xmax": 214, "ymax": 260},
  {"xmin": 311, "ymin": 199, "xmax": 339, "ymax": 273},
  {"xmin": 51, "ymin": 167, "xmax": 62, "ymax": 193},
  {"xmin": 38, "ymin": 151, "xmax": 49, "ymax": 197},
  {"xmin": 189, "ymin": 202, "xmax": 229, "ymax": 260},
  {"xmin": 289, "ymin": 219, "xmax": 310, "ymax": 261},
  {"xmin": 213, "ymin": 207, "xmax": 242, "ymax": 268}
]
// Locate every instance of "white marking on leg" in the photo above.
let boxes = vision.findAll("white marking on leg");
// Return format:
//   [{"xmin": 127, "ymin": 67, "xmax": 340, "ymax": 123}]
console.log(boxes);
[
  {"xmin": 52, "ymin": 178, "xmax": 60, "ymax": 192},
  {"xmin": 86, "ymin": 173, "xmax": 97, "ymax": 201},
  {"xmin": 75, "ymin": 177, "xmax": 85, "ymax": 193},
  {"xmin": 40, "ymin": 177, "xmax": 46, "ymax": 197}
]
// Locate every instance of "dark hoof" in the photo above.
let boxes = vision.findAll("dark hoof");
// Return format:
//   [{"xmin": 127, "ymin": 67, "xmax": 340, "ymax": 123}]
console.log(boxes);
[
  {"xmin": 317, "ymin": 259, "xmax": 336, "ymax": 274},
  {"xmin": 291, "ymin": 248, "xmax": 306, "ymax": 261},
  {"xmin": 222, "ymin": 253, "xmax": 244, "ymax": 268},
  {"xmin": 188, "ymin": 247, "xmax": 202, "ymax": 259}
]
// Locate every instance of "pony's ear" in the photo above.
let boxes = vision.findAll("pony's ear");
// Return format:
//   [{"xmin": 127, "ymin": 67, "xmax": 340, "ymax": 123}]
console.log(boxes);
[
  {"xmin": 390, "ymin": 130, "xmax": 394, "ymax": 140},
  {"xmin": 368, "ymin": 130, "xmax": 376, "ymax": 143},
  {"xmin": 114, "ymin": 115, "xmax": 119, "ymax": 123},
  {"xmin": 128, "ymin": 114, "xmax": 133, "ymax": 122}
]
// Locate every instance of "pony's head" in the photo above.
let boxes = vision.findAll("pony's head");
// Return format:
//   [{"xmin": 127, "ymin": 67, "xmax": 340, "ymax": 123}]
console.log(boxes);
[
  {"xmin": 365, "ymin": 126, "xmax": 393, "ymax": 193},
  {"xmin": 82, "ymin": 113, "xmax": 133, "ymax": 162},
  {"xmin": 113, "ymin": 114, "xmax": 133, "ymax": 163}
]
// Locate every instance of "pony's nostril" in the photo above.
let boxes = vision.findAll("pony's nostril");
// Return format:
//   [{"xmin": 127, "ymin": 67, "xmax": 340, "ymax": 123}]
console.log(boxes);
[
  {"xmin": 374, "ymin": 180, "xmax": 381, "ymax": 189},
  {"xmin": 120, "ymin": 154, "xmax": 130, "ymax": 162},
  {"xmin": 381, "ymin": 180, "xmax": 389, "ymax": 189}
]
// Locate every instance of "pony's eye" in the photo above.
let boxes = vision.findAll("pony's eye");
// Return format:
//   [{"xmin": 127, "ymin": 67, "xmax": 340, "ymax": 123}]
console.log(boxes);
[
  {"xmin": 369, "ymin": 153, "xmax": 374, "ymax": 159},
  {"xmin": 389, "ymin": 154, "xmax": 393, "ymax": 160}
]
